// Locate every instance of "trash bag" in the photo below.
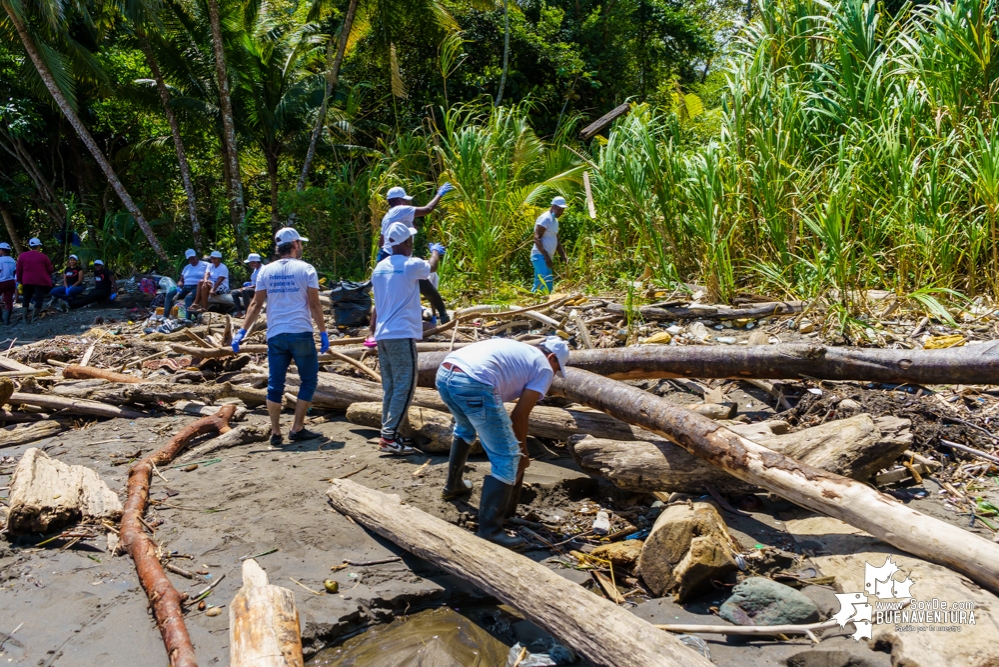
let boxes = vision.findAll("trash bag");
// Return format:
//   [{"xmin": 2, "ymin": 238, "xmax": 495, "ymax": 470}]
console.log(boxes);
[
  {"xmin": 506, "ymin": 640, "xmax": 578, "ymax": 666},
  {"xmin": 328, "ymin": 279, "xmax": 372, "ymax": 328}
]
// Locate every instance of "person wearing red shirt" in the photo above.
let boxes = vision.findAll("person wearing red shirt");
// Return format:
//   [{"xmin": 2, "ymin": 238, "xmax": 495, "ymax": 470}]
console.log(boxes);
[{"xmin": 15, "ymin": 238, "xmax": 54, "ymax": 323}]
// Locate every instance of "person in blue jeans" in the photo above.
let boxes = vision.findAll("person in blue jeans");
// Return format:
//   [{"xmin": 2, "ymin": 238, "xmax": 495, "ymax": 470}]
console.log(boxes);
[
  {"xmin": 530, "ymin": 196, "xmax": 569, "ymax": 293},
  {"xmin": 233, "ymin": 227, "xmax": 330, "ymax": 446},
  {"xmin": 436, "ymin": 336, "xmax": 569, "ymax": 548},
  {"xmin": 49, "ymin": 254, "xmax": 85, "ymax": 309}
]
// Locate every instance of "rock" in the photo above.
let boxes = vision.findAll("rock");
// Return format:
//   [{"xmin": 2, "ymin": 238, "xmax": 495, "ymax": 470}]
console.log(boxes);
[
  {"xmin": 837, "ymin": 398, "xmax": 861, "ymax": 411},
  {"xmin": 691, "ymin": 402, "xmax": 736, "ymax": 419},
  {"xmin": 6, "ymin": 448, "xmax": 123, "ymax": 534},
  {"xmin": 0, "ymin": 377, "xmax": 14, "ymax": 405},
  {"xmin": 591, "ymin": 540, "xmax": 644, "ymax": 568},
  {"xmin": 785, "ymin": 636, "xmax": 891, "ymax": 667},
  {"xmin": 687, "ymin": 322, "xmax": 709, "ymax": 342},
  {"xmin": 637, "ymin": 501, "xmax": 737, "ymax": 600},
  {"xmin": 798, "ymin": 319, "xmax": 815, "ymax": 334},
  {"xmin": 800, "ymin": 584, "xmax": 839, "ymax": 620},
  {"xmin": 747, "ymin": 330, "xmax": 771, "ymax": 347},
  {"xmin": 715, "ymin": 336, "xmax": 737, "ymax": 345},
  {"xmin": 206, "ymin": 607, "xmax": 223, "ymax": 617},
  {"xmin": 719, "ymin": 577, "xmax": 819, "ymax": 626}
]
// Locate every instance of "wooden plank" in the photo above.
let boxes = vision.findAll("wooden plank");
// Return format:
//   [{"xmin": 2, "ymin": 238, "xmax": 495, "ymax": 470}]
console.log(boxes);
[{"xmin": 580, "ymin": 103, "xmax": 631, "ymax": 140}]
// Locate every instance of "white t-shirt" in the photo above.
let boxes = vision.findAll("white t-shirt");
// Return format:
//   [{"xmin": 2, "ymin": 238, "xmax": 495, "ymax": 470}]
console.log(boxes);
[
  {"xmin": 248, "ymin": 266, "xmax": 260, "ymax": 288},
  {"xmin": 380, "ymin": 206, "xmax": 417, "ymax": 252},
  {"xmin": 255, "ymin": 258, "xmax": 319, "ymax": 339},
  {"xmin": 180, "ymin": 260, "xmax": 209, "ymax": 287},
  {"xmin": 0, "ymin": 256, "xmax": 15, "ymax": 282},
  {"xmin": 530, "ymin": 210, "xmax": 559, "ymax": 258},
  {"xmin": 371, "ymin": 255, "xmax": 431, "ymax": 340},
  {"xmin": 444, "ymin": 339, "xmax": 554, "ymax": 402},
  {"xmin": 208, "ymin": 262, "xmax": 229, "ymax": 291}
]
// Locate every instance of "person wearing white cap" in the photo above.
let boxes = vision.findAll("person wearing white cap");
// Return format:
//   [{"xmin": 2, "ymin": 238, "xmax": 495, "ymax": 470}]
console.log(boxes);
[
  {"xmin": 369, "ymin": 221, "xmax": 442, "ymax": 455},
  {"xmin": 164, "ymin": 249, "xmax": 209, "ymax": 318},
  {"xmin": 235, "ymin": 227, "xmax": 329, "ymax": 446},
  {"xmin": 0, "ymin": 243, "xmax": 16, "ymax": 325},
  {"xmin": 436, "ymin": 336, "xmax": 570, "ymax": 548},
  {"xmin": 15, "ymin": 237, "xmax": 54, "ymax": 323},
  {"xmin": 68, "ymin": 259, "xmax": 117, "ymax": 309},
  {"xmin": 231, "ymin": 252, "xmax": 263, "ymax": 317},
  {"xmin": 378, "ymin": 183, "xmax": 453, "ymax": 323},
  {"xmin": 49, "ymin": 254, "xmax": 85, "ymax": 311},
  {"xmin": 190, "ymin": 250, "xmax": 229, "ymax": 312},
  {"xmin": 530, "ymin": 196, "xmax": 569, "ymax": 293}
]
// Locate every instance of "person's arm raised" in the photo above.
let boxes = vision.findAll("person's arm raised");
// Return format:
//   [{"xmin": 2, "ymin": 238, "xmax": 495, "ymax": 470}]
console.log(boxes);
[{"xmin": 413, "ymin": 182, "xmax": 453, "ymax": 217}]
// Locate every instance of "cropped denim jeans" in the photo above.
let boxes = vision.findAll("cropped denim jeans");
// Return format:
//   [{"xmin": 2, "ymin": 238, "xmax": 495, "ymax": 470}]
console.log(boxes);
[
  {"xmin": 436, "ymin": 366, "xmax": 520, "ymax": 484},
  {"xmin": 267, "ymin": 332, "xmax": 319, "ymax": 404},
  {"xmin": 531, "ymin": 255, "xmax": 553, "ymax": 294}
]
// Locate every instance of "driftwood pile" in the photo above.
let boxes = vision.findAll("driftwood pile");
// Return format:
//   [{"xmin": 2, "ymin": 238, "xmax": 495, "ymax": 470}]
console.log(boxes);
[{"xmin": 3, "ymin": 292, "xmax": 999, "ymax": 665}]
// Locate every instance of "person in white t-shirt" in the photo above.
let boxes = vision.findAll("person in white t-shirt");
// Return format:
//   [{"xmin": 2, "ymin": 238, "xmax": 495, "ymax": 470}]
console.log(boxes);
[
  {"xmin": 370, "ymin": 221, "xmax": 442, "ymax": 455},
  {"xmin": 436, "ymin": 337, "xmax": 569, "ymax": 548},
  {"xmin": 164, "ymin": 248, "xmax": 209, "ymax": 318},
  {"xmin": 191, "ymin": 250, "xmax": 229, "ymax": 311},
  {"xmin": 530, "ymin": 196, "xmax": 569, "ymax": 293},
  {"xmin": 377, "ymin": 184, "xmax": 453, "ymax": 323},
  {"xmin": 231, "ymin": 252, "xmax": 262, "ymax": 317},
  {"xmin": 0, "ymin": 243, "xmax": 16, "ymax": 325},
  {"xmin": 234, "ymin": 228, "xmax": 330, "ymax": 446}
]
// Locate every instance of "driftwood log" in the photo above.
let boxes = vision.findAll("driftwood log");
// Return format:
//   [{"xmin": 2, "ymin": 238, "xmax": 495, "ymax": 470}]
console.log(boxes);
[
  {"xmin": 553, "ymin": 368, "xmax": 999, "ymax": 594},
  {"xmin": 570, "ymin": 414, "xmax": 911, "ymax": 493},
  {"xmin": 229, "ymin": 559, "xmax": 304, "ymax": 667},
  {"xmin": 6, "ymin": 392, "xmax": 146, "ymax": 419},
  {"xmin": 63, "ymin": 365, "xmax": 142, "ymax": 384},
  {"xmin": 0, "ymin": 420, "xmax": 68, "ymax": 449},
  {"xmin": 178, "ymin": 422, "xmax": 271, "ymax": 463},
  {"xmin": 419, "ymin": 341, "xmax": 999, "ymax": 386},
  {"xmin": 605, "ymin": 300, "xmax": 807, "ymax": 321},
  {"xmin": 121, "ymin": 405, "xmax": 236, "ymax": 667},
  {"xmin": 5, "ymin": 447, "xmax": 122, "ymax": 533},
  {"xmin": 326, "ymin": 479, "xmax": 714, "ymax": 667}
]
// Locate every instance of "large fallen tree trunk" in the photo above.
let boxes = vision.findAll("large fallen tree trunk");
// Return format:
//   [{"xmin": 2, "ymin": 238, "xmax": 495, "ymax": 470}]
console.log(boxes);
[
  {"xmin": 419, "ymin": 341, "xmax": 999, "ymax": 385},
  {"xmin": 605, "ymin": 300, "xmax": 807, "ymax": 321},
  {"xmin": 326, "ymin": 479, "xmax": 713, "ymax": 667},
  {"xmin": 62, "ymin": 365, "xmax": 142, "ymax": 384},
  {"xmin": 553, "ymin": 368, "xmax": 999, "ymax": 593},
  {"xmin": 229, "ymin": 559, "xmax": 304, "ymax": 667},
  {"xmin": 570, "ymin": 414, "xmax": 911, "ymax": 493},
  {"xmin": 121, "ymin": 405, "xmax": 236, "ymax": 667},
  {"xmin": 6, "ymin": 392, "xmax": 146, "ymax": 419},
  {"xmin": 0, "ymin": 419, "xmax": 68, "ymax": 449}
]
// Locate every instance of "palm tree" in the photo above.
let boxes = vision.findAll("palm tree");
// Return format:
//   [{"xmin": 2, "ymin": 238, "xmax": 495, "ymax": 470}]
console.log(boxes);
[
  {"xmin": 495, "ymin": 0, "xmax": 510, "ymax": 105},
  {"xmin": 2, "ymin": 0, "xmax": 169, "ymax": 260}
]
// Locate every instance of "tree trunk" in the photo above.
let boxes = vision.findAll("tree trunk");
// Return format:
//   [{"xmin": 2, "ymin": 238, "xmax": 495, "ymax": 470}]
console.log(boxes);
[
  {"xmin": 326, "ymin": 479, "xmax": 715, "ymax": 667},
  {"xmin": 569, "ymin": 413, "xmax": 911, "ymax": 494},
  {"xmin": 495, "ymin": 0, "xmax": 510, "ymax": 106},
  {"xmin": 3, "ymin": 7, "xmax": 169, "ymax": 261},
  {"xmin": 344, "ymin": 402, "xmax": 478, "ymax": 453},
  {"xmin": 206, "ymin": 0, "xmax": 246, "ymax": 236},
  {"xmin": 297, "ymin": 0, "xmax": 359, "ymax": 192},
  {"xmin": 552, "ymin": 368, "xmax": 999, "ymax": 594},
  {"xmin": 0, "ymin": 420, "xmax": 69, "ymax": 450},
  {"xmin": 418, "ymin": 342, "xmax": 999, "ymax": 385},
  {"xmin": 229, "ymin": 559, "xmax": 304, "ymax": 667},
  {"xmin": 0, "ymin": 124, "xmax": 65, "ymax": 227},
  {"xmin": 605, "ymin": 300, "xmax": 806, "ymax": 321},
  {"xmin": 0, "ymin": 201, "xmax": 24, "ymax": 253},
  {"xmin": 7, "ymin": 392, "xmax": 147, "ymax": 419},
  {"xmin": 267, "ymin": 149, "xmax": 280, "ymax": 232},
  {"xmin": 63, "ymin": 365, "xmax": 142, "ymax": 384},
  {"xmin": 139, "ymin": 37, "xmax": 203, "ymax": 251}
]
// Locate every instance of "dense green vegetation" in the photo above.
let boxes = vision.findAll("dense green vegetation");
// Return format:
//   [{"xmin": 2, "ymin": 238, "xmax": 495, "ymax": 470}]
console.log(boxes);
[{"xmin": 3, "ymin": 0, "xmax": 999, "ymax": 316}]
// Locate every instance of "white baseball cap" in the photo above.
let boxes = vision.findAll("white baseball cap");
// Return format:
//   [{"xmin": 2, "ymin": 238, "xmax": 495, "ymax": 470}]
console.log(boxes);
[
  {"xmin": 93, "ymin": 259, "xmax": 104, "ymax": 266},
  {"xmin": 385, "ymin": 221, "xmax": 417, "ymax": 246},
  {"xmin": 244, "ymin": 253, "xmax": 262, "ymax": 263},
  {"xmin": 0, "ymin": 243, "xmax": 11, "ymax": 250},
  {"xmin": 184, "ymin": 248, "xmax": 197, "ymax": 259},
  {"xmin": 69, "ymin": 254, "xmax": 78, "ymax": 260},
  {"xmin": 551, "ymin": 196, "xmax": 568, "ymax": 208},
  {"xmin": 28, "ymin": 237, "xmax": 41, "ymax": 247},
  {"xmin": 210, "ymin": 250, "xmax": 222, "ymax": 259},
  {"xmin": 540, "ymin": 336, "xmax": 569, "ymax": 378},
  {"xmin": 275, "ymin": 227, "xmax": 308, "ymax": 244},
  {"xmin": 386, "ymin": 186, "xmax": 413, "ymax": 201}
]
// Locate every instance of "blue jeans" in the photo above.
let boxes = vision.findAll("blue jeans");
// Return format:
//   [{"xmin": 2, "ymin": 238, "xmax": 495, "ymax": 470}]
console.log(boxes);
[
  {"xmin": 436, "ymin": 366, "xmax": 520, "ymax": 485},
  {"xmin": 531, "ymin": 255, "xmax": 553, "ymax": 294},
  {"xmin": 164, "ymin": 285, "xmax": 197, "ymax": 316},
  {"xmin": 267, "ymin": 332, "xmax": 319, "ymax": 403},
  {"xmin": 50, "ymin": 285, "xmax": 84, "ymax": 301}
]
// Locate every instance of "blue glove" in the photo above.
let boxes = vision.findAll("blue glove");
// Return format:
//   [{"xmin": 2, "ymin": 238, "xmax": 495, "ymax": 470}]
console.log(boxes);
[
  {"xmin": 232, "ymin": 328, "xmax": 247, "ymax": 353},
  {"xmin": 428, "ymin": 242, "xmax": 446, "ymax": 257},
  {"xmin": 109, "ymin": 292, "xmax": 117, "ymax": 301},
  {"xmin": 243, "ymin": 282, "xmax": 252, "ymax": 287},
  {"xmin": 320, "ymin": 331, "xmax": 330, "ymax": 354},
  {"xmin": 436, "ymin": 182, "xmax": 454, "ymax": 198}
]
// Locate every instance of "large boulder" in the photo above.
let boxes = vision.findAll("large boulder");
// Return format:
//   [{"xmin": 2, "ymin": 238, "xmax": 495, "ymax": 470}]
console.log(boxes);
[{"xmin": 719, "ymin": 577, "xmax": 820, "ymax": 626}]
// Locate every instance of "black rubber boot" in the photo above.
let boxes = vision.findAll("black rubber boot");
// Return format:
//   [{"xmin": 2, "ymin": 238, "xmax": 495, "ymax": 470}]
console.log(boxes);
[
  {"xmin": 441, "ymin": 436, "xmax": 473, "ymax": 500},
  {"xmin": 477, "ymin": 475, "xmax": 526, "ymax": 548},
  {"xmin": 2, "ymin": 309, "xmax": 9, "ymax": 326},
  {"xmin": 505, "ymin": 477, "xmax": 523, "ymax": 518},
  {"xmin": 419, "ymin": 279, "xmax": 450, "ymax": 324}
]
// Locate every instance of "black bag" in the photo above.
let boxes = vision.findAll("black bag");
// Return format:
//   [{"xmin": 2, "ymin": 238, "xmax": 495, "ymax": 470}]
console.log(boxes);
[{"xmin": 328, "ymin": 279, "xmax": 372, "ymax": 328}]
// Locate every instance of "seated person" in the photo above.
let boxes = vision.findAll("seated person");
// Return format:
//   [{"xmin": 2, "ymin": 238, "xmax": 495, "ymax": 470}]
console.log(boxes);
[
  {"xmin": 190, "ymin": 250, "xmax": 229, "ymax": 311},
  {"xmin": 69, "ymin": 260, "xmax": 116, "ymax": 309},
  {"xmin": 231, "ymin": 252, "xmax": 261, "ymax": 317},
  {"xmin": 49, "ymin": 254, "xmax": 84, "ymax": 309},
  {"xmin": 164, "ymin": 249, "xmax": 208, "ymax": 317}
]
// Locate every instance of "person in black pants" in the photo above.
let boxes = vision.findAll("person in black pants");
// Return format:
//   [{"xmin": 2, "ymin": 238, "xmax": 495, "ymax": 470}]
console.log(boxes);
[{"xmin": 68, "ymin": 260, "xmax": 116, "ymax": 309}]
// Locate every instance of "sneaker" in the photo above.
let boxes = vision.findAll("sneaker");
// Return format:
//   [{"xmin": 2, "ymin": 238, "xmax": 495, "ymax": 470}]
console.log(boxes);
[
  {"xmin": 269, "ymin": 434, "xmax": 283, "ymax": 447},
  {"xmin": 288, "ymin": 428, "xmax": 322, "ymax": 441},
  {"xmin": 378, "ymin": 438, "xmax": 416, "ymax": 455}
]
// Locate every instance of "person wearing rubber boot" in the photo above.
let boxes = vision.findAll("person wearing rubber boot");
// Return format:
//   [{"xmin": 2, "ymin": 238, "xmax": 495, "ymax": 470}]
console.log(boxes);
[
  {"xmin": 0, "ymin": 243, "xmax": 15, "ymax": 325},
  {"xmin": 436, "ymin": 336, "xmax": 569, "ymax": 548}
]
